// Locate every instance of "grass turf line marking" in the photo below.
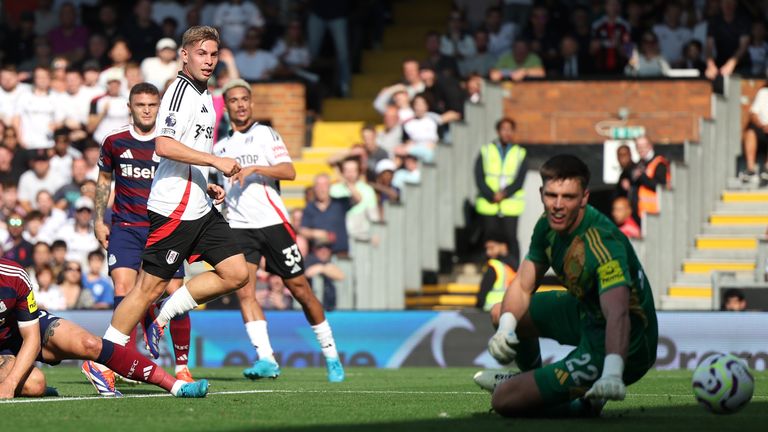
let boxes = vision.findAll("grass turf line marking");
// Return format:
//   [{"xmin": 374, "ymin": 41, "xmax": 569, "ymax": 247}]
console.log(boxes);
[{"xmin": 2, "ymin": 390, "xmax": 766, "ymax": 404}]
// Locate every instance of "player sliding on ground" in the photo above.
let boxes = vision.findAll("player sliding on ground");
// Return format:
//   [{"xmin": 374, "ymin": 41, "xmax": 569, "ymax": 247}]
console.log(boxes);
[
  {"xmin": 102, "ymin": 26, "xmax": 250, "ymax": 362},
  {"xmin": 0, "ymin": 259, "xmax": 207, "ymax": 399},
  {"xmin": 82, "ymin": 82, "xmax": 196, "ymax": 395},
  {"xmin": 474, "ymin": 155, "xmax": 658, "ymax": 417},
  {"xmin": 213, "ymin": 79, "xmax": 343, "ymax": 382}
]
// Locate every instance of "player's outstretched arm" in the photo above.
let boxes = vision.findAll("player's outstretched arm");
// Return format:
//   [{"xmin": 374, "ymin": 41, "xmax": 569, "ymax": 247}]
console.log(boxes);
[
  {"xmin": 231, "ymin": 162, "xmax": 296, "ymax": 187},
  {"xmin": 156, "ymin": 136, "xmax": 241, "ymax": 176},
  {"xmin": 0, "ymin": 323, "xmax": 40, "ymax": 398},
  {"xmin": 586, "ymin": 285, "xmax": 630, "ymax": 401}
]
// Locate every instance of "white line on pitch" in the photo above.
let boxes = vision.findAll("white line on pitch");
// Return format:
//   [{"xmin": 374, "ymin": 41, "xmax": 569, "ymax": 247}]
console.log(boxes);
[{"xmin": 2, "ymin": 389, "xmax": 765, "ymax": 405}]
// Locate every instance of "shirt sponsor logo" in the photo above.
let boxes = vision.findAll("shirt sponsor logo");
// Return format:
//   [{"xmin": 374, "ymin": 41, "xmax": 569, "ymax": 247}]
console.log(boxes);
[
  {"xmin": 120, "ymin": 164, "xmax": 156, "ymax": 179},
  {"xmin": 26, "ymin": 292, "xmax": 37, "ymax": 313},
  {"xmin": 597, "ymin": 259, "xmax": 626, "ymax": 290}
]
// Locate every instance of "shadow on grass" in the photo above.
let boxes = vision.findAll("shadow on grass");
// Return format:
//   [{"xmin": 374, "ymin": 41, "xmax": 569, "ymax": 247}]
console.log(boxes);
[{"xmin": 216, "ymin": 402, "xmax": 768, "ymax": 432}]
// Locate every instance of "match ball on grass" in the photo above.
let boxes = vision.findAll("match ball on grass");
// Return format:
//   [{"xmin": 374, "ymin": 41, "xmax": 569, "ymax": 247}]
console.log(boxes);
[{"xmin": 691, "ymin": 353, "xmax": 754, "ymax": 414}]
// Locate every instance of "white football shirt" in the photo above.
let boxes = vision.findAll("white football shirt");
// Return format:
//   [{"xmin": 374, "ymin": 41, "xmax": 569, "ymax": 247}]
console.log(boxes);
[
  {"xmin": 148, "ymin": 72, "xmax": 216, "ymax": 220},
  {"xmin": 213, "ymin": 122, "xmax": 292, "ymax": 229}
]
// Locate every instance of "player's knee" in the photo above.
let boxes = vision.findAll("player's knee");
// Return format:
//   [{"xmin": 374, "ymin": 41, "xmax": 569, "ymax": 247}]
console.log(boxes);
[
  {"xmin": 286, "ymin": 277, "xmax": 312, "ymax": 301},
  {"xmin": 22, "ymin": 369, "xmax": 47, "ymax": 397},
  {"xmin": 81, "ymin": 334, "xmax": 103, "ymax": 357},
  {"xmin": 114, "ymin": 281, "xmax": 132, "ymax": 297},
  {"xmin": 491, "ymin": 389, "xmax": 525, "ymax": 417}
]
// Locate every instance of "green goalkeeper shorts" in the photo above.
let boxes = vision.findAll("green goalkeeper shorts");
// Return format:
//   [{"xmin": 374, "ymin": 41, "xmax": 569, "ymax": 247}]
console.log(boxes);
[{"xmin": 528, "ymin": 291, "xmax": 657, "ymax": 405}]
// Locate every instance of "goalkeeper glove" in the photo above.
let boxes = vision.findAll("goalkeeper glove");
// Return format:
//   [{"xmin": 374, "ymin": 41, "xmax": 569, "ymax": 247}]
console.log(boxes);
[
  {"xmin": 585, "ymin": 354, "xmax": 626, "ymax": 401},
  {"xmin": 488, "ymin": 312, "xmax": 520, "ymax": 364}
]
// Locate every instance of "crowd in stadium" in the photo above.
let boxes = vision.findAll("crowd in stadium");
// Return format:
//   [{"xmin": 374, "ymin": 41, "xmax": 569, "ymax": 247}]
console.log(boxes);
[{"xmin": 0, "ymin": 0, "xmax": 767, "ymax": 313}]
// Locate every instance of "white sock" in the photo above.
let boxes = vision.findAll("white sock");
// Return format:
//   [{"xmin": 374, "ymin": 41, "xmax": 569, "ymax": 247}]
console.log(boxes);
[
  {"xmin": 156, "ymin": 286, "xmax": 198, "ymax": 327},
  {"xmin": 245, "ymin": 320, "xmax": 276, "ymax": 363},
  {"xmin": 103, "ymin": 325, "xmax": 130, "ymax": 346},
  {"xmin": 170, "ymin": 380, "xmax": 183, "ymax": 396},
  {"xmin": 311, "ymin": 320, "xmax": 339, "ymax": 359}
]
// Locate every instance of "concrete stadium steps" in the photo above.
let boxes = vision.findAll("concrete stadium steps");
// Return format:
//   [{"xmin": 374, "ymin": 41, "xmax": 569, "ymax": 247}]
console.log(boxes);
[
  {"xmin": 660, "ymin": 295, "xmax": 712, "ymax": 310},
  {"xmin": 352, "ymin": 73, "xmax": 401, "ymax": 98},
  {"xmin": 709, "ymin": 213, "xmax": 768, "ymax": 225},
  {"xmin": 721, "ymin": 190, "xmax": 768, "ymax": 203},
  {"xmin": 322, "ymin": 98, "xmax": 381, "ymax": 123},
  {"xmin": 311, "ymin": 121, "xmax": 364, "ymax": 147},
  {"xmin": 664, "ymin": 188, "xmax": 767, "ymax": 310},
  {"xmin": 681, "ymin": 259, "xmax": 756, "ymax": 274},
  {"xmin": 405, "ymin": 284, "xmax": 566, "ymax": 310},
  {"xmin": 695, "ymin": 235, "xmax": 758, "ymax": 250},
  {"xmin": 362, "ymin": 49, "xmax": 424, "ymax": 74}
]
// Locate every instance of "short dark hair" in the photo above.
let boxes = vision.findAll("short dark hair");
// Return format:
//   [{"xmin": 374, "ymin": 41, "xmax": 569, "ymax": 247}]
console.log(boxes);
[
  {"xmin": 129, "ymin": 82, "xmax": 159, "ymax": 102},
  {"xmin": 51, "ymin": 239, "xmax": 67, "ymax": 250},
  {"xmin": 723, "ymin": 288, "xmax": 745, "ymax": 301},
  {"xmin": 496, "ymin": 117, "xmax": 516, "ymax": 132},
  {"xmin": 88, "ymin": 249, "xmax": 105, "ymax": 261},
  {"xmin": 540, "ymin": 154, "xmax": 591, "ymax": 190},
  {"xmin": 53, "ymin": 126, "xmax": 70, "ymax": 140}
]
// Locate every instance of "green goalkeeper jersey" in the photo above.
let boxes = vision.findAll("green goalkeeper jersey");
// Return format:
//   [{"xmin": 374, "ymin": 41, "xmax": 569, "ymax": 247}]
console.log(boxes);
[{"xmin": 526, "ymin": 205, "xmax": 657, "ymax": 344}]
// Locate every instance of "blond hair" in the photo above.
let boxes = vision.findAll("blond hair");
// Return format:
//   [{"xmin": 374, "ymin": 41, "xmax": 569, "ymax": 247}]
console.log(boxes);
[{"xmin": 182, "ymin": 26, "xmax": 220, "ymax": 49}]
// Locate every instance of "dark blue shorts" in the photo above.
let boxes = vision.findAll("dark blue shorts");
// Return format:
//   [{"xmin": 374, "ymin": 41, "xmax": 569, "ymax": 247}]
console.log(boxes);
[
  {"xmin": 108, "ymin": 225, "xmax": 184, "ymax": 278},
  {"xmin": 0, "ymin": 310, "xmax": 62, "ymax": 365}
]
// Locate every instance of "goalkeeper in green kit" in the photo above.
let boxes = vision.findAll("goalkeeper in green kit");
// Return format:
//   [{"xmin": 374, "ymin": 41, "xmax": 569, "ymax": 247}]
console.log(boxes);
[{"xmin": 474, "ymin": 155, "xmax": 658, "ymax": 417}]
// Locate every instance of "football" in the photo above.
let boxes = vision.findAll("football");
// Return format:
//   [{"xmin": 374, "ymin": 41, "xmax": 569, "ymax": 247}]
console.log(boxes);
[{"xmin": 692, "ymin": 353, "xmax": 755, "ymax": 414}]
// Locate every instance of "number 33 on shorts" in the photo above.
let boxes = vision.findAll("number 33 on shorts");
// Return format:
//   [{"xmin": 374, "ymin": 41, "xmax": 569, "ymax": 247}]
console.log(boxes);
[{"xmin": 282, "ymin": 244, "xmax": 301, "ymax": 267}]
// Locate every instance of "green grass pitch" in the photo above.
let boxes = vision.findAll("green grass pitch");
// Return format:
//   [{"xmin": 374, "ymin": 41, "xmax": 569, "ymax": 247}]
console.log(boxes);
[{"xmin": 0, "ymin": 367, "xmax": 765, "ymax": 431}]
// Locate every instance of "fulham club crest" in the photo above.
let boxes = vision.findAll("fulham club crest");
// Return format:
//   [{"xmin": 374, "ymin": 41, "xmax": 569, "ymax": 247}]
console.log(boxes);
[{"xmin": 166, "ymin": 249, "xmax": 179, "ymax": 264}]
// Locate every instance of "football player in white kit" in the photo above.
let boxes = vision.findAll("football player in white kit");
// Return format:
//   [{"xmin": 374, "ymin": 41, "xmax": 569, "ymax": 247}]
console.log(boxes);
[
  {"xmin": 214, "ymin": 79, "xmax": 344, "ymax": 382},
  {"xmin": 102, "ymin": 26, "xmax": 251, "ymax": 368}
]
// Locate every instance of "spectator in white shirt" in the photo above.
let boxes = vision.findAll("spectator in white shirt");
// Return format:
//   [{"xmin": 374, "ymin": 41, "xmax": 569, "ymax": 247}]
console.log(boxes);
[
  {"xmin": 49, "ymin": 127, "xmax": 83, "ymax": 181},
  {"xmin": 61, "ymin": 67, "xmax": 100, "ymax": 139},
  {"xmin": 141, "ymin": 38, "xmax": 180, "ymax": 91},
  {"xmin": 55, "ymin": 196, "xmax": 100, "ymax": 266},
  {"xmin": 35, "ymin": 190, "xmax": 68, "ymax": 242},
  {"xmin": 88, "ymin": 70, "xmax": 130, "ymax": 145},
  {"xmin": 0, "ymin": 65, "xmax": 32, "ymax": 126},
  {"xmin": 235, "ymin": 28, "xmax": 279, "ymax": 81},
  {"xmin": 653, "ymin": 3, "xmax": 693, "ymax": 68},
  {"xmin": 18, "ymin": 150, "xmax": 67, "ymax": 212},
  {"xmin": 12, "ymin": 66, "xmax": 65, "ymax": 150},
  {"xmin": 214, "ymin": 0, "xmax": 265, "ymax": 50}
]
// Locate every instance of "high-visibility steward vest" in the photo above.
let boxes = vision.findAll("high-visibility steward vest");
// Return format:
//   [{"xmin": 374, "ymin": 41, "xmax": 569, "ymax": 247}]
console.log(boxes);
[
  {"xmin": 637, "ymin": 155, "xmax": 670, "ymax": 217},
  {"xmin": 475, "ymin": 143, "xmax": 526, "ymax": 216},
  {"xmin": 483, "ymin": 258, "xmax": 516, "ymax": 311}
]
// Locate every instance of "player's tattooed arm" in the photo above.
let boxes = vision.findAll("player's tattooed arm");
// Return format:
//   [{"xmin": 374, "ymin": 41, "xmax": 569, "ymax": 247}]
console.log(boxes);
[
  {"xmin": 94, "ymin": 171, "xmax": 113, "ymax": 248},
  {"xmin": 95, "ymin": 171, "xmax": 113, "ymax": 224}
]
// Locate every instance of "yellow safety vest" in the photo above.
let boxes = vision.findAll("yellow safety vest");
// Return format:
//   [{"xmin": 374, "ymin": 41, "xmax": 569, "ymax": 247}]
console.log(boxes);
[
  {"xmin": 484, "ymin": 259, "xmax": 515, "ymax": 311},
  {"xmin": 475, "ymin": 143, "xmax": 526, "ymax": 216}
]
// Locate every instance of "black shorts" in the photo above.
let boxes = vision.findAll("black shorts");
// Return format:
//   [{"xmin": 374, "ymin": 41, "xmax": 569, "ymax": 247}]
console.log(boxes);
[
  {"xmin": 142, "ymin": 208, "xmax": 242, "ymax": 280},
  {"xmin": 233, "ymin": 224, "xmax": 305, "ymax": 279},
  {"xmin": 0, "ymin": 310, "xmax": 62, "ymax": 365}
]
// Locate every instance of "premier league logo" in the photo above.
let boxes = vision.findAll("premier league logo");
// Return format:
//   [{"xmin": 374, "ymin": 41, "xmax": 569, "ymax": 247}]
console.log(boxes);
[{"xmin": 165, "ymin": 112, "xmax": 177, "ymax": 127}]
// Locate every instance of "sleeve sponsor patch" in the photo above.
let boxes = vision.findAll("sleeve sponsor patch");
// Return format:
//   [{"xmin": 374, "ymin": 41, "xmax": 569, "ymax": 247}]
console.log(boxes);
[
  {"xmin": 597, "ymin": 259, "xmax": 626, "ymax": 290},
  {"xmin": 27, "ymin": 291, "xmax": 38, "ymax": 313}
]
